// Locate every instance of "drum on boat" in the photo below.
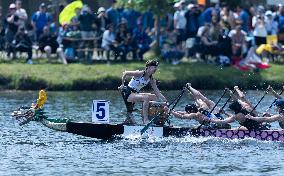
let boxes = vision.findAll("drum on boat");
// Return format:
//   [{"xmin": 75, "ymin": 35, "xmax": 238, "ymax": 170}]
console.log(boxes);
[{"xmin": 142, "ymin": 101, "xmax": 168, "ymax": 126}]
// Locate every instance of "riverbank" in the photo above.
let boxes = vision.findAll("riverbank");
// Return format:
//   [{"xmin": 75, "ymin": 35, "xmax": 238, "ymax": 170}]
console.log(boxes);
[{"xmin": 0, "ymin": 61, "xmax": 283, "ymax": 90}]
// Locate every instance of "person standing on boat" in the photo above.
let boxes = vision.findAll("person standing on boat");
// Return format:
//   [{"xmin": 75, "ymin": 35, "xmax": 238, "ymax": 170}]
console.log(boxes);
[{"xmin": 118, "ymin": 60, "xmax": 167, "ymax": 124}]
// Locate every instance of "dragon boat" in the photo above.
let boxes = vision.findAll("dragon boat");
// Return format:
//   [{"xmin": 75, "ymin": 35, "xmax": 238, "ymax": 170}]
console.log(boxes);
[{"xmin": 12, "ymin": 108, "xmax": 284, "ymax": 142}]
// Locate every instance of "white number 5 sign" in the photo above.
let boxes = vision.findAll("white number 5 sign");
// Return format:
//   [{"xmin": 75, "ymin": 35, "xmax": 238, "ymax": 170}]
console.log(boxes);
[{"xmin": 92, "ymin": 100, "xmax": 109, "ymax": 123}]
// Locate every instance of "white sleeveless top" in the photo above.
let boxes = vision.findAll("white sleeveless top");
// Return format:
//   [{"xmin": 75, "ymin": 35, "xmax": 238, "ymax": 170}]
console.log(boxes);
[{"xmin": 128, "ymin": 74, "xmax": 150, "ymax": 92}]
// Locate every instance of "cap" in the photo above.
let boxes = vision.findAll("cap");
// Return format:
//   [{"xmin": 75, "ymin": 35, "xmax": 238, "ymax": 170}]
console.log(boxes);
[
  {"xmin": 40, "ymin": 3, "xmax": 46, "ymax": 8},
  {"xmin": 98, "ymin": 7, "xmax": 105, "ymax": 13},
  {"xmin": 9, "ymin": 3, "xmax": 16, "ymax": 9},
  {"xmin": 174, "ymin": 2, "xmax": 180, "ymax": 8},
  {"xmin": 187, "ymin": 4, "xmax": 196, "ymax": 10},
  {"xmin": 265, "ymin": 10, "xmax": 273, "ymax": 16}
]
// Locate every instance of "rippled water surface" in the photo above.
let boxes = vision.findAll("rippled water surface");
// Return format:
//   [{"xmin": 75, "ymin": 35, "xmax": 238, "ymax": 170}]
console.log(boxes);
[{"xmin": 1, "ymin": 90, "xmax": 284, "ymax": 176}]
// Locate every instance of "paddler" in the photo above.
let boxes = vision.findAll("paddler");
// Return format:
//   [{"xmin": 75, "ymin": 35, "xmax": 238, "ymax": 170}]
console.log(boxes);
[
  {"xmin": 244, "ymin": 86, "xmax": 284, "ymax": 129},
  {"xmin": 164, "ymin": 83, "xmax": 230, "ymax": 129},
  {"xmin": 245, "ymin": 99, "xmax": 284, "ymax": 129},
  {"xmin": 118, "ymin": 60, "xmax": 167, "ymax": 124},
  {"xmin": 209, "ymin": 87, "xmax": 270, "ymax": 130}
]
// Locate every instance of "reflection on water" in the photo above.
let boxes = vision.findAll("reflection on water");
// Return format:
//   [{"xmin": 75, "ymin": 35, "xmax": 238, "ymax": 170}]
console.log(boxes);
[{"xmin": 0, "ymin": 90, "xmax": 284, "ymax": 175}]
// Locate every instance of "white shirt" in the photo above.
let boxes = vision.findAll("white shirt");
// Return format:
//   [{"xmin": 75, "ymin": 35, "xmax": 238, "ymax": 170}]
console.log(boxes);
[
  {"xmin": 128, "ymin": 74, "xmax": 150, "ymax": 92},
  {"xmin": 15, "ymin": 8, "xmax": 27, "ymax": 26},
  {"xmin": 102, "ymin": 30, "xmax": 115, "ymax": 50},
  {"xmin": 265, "ymin": 18, "xmax": 278, "ymax": 35},
  {"xmin": 252, "ymin": 16, "xmax": 267, "ymax": 37},
  {"xmin": 174, "ymin": 10, "xmax": 186, "ymax": 29}
]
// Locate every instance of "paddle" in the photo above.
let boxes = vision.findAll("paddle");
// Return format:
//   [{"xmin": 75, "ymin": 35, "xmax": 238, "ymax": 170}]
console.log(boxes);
[
  {"xmin": 140, "ymin": 88, "xmax": 185, "ymax": 135},
  {"xmin": 249, "ymin": 87, "xmax": 270, "ymax": 115},
  {"xmin": 263, "ymin": 86, "xmax": 284, "ymax": 115},
  {"xmin": 217, "ymin": 88, "xmax": 237, "ymax": 114},
  {"xmin": 195, "ymin": 88, "xmax": 229, "ymax": 130}
]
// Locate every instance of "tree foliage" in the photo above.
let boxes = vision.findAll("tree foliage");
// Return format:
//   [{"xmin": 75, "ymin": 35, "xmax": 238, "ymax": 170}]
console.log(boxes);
[{"xmin": 117, "ymin": 0, "xmax": 177, "ymax": 15}]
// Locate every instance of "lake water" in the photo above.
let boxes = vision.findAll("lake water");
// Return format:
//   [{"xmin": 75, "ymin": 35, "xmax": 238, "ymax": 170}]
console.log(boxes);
[{"xmin": 1, "ymin": 90, "xmax": 284, "ymax": 176}]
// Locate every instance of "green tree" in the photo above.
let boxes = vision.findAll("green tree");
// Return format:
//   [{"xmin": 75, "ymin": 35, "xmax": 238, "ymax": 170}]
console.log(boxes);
[{"xmin": 117, "ymin": 0, "xmax": 176, "ymax": 53}]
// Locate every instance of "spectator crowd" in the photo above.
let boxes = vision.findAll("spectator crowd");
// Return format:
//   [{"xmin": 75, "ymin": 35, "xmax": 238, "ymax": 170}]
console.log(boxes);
[{"xmin": 0, "ymin": 0, "xmax": 283, "ymax": 69}]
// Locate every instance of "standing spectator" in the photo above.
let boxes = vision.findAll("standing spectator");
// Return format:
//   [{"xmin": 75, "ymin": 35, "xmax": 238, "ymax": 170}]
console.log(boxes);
[
  {"xmin": 185, "ymin": 4, "xmax": 200, "ymax": 38},
  {"xmin": 237, "ymin": 6, "xmax": 249, "ymax": 33},
  {"xmin": 13, "ymin": 27, "xmax": 33, "ymax": 64},
  {"xmin": 15, "ymin": 0, "xmax": 27, "ymax": 28},
  {"xmin": 277, "ymin": 5, "xmax": 284, "ymax": 44},
  {"xmin": 96, "ymin": 7, "xmax": 110, "ymax": 60},
  {"xmin": 78, "ymin": 5, "xmax": 95, "ymax": 39},
  {"xmin": 264, "ymin": 10, "xmax": 278, "ymax": 35},
  {"xmin": 101, "ymin": 24, "xmax": 116, "ymax": 61},
  {"xmin": 78, "ymin": 5, "xmax": 95, "ymax": 61},
  {"xmin": 173, "ymin": 1, "xmax": 186, "ymax": 46},
  {"xmin": 122, "ymin": 5, "xmax": 141, "ymax": 31},
  {"xmin": 265, "ymin": 11, "xmax": 278, "ymax": 35},
  {"xmin": 253, "ymin": 15, "xmax": 267, "ymax": 46},
  {"xmin": 106, "ymin": 0, "xmax": 119, "ymax": 28},
  {"xmin": 31, "ymin": 3, "xmax": 52, "ymax": 41},
  {"xmin": 96, "ymin": 7, "xmax": 110, "ymax": 33},
  {"xmin": 4, "ymin": 3, "xmax": 20, "ymax": 58}
]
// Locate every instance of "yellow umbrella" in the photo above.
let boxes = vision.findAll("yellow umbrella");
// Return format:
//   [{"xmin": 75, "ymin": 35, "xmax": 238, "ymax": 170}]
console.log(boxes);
[{"xmin": 59, "ymin": 0, "xmax": 83, "ymax": 25}]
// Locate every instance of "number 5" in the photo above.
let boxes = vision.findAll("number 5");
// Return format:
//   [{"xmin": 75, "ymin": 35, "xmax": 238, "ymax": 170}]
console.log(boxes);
[{"xmin": 96, "ymin": 102, "xmax": 105, "ymax": 119}]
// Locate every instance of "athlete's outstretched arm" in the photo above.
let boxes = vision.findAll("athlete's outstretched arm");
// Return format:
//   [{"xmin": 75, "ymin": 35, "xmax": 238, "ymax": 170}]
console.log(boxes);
[
  {"xmin": 150, "ymin": 79, "xmax": 167, "ymax": 102},
  {"xmin": 245, "ymin": 114, "xmax": 281, "ymax": 123},
  {"xmin": 210, "ymin": 115, "xmax": 235, "ymax": 125}
]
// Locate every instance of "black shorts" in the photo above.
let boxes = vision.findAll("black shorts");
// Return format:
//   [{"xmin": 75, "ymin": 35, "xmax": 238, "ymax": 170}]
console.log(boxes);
[{"xmin": 121, "ymin": 86, "xmax": 136, "ymax": 112}]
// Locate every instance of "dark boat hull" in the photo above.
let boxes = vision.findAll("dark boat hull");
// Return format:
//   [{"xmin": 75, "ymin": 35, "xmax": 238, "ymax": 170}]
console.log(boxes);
[{"xmin": 62, "ymin": 121, "xmax": 284, "ymax": 142}]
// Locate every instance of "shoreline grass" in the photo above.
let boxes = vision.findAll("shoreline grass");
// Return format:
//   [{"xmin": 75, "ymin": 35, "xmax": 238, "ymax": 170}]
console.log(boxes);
[{"xmin": 0, "ymin": 58, "xmax": 283, "ymax": 90}]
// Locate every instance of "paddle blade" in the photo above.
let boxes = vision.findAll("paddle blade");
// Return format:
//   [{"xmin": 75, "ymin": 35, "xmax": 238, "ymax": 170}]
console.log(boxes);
[{"xmin": 140, "ymin": 121, "xmax": 153, "ymax": 135}]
